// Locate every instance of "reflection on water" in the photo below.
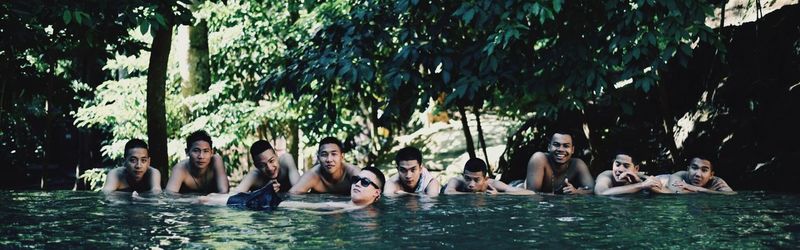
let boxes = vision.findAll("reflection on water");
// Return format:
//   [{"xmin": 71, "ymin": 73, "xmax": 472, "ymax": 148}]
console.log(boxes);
[{"xmin": 0, "ymin": 191, "xmax": 798, "ymax": 248}]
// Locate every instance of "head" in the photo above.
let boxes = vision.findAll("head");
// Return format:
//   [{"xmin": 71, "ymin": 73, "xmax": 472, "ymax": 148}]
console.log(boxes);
[
  {"xmin": 547, "ymin": 130, "xmax": 575, "ymax": 165},
  {"xmin": 610, "ymin": 151, "xmax": 639, "ymax": 183},
  {"xmin": 317, "ymin": 137, "xmax": 344, "ymax": 174},
  {"xmin": 686, "ymin": 157, "xmax": 715, "ymax": 187},
  {"xmin": 350, "ymin": 167, "xmax": 385, "ymax": 206},
  {"xmin": 250, "ymin": 140, "xmax": 279, "ymax": 179},
  {"xmin": 462, "ymin": 158, "xmax": 489, "ymax": 192},
  {"xmin": 185, "ymin": 130, "xmax": 214, "ymax": 170},
  {"xmin": 394, "ymin": 146, "xmax": 424, "ymax": 190},
  {"xmin": 124, "ymin": 139, "xmax": 150, "ymax": 181}
]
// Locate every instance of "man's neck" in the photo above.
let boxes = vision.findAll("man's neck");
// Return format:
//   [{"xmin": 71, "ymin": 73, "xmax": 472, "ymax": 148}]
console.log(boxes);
[
  {"xmin": 190, "ymin": 163, "xmax": 209, "ymax": 177},
  {"xmin": 322, "ymin": 164, "xmax": 345, "ymax": 183},
  {"xmin": 548, "ymin": 154, "xmax": 571, "ymax": 173}
]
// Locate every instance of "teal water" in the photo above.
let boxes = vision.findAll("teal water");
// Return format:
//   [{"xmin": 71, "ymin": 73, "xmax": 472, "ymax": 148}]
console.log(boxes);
[{"xmin": 0, "ymin": 191, "xmax": 798, "ymax": 249}]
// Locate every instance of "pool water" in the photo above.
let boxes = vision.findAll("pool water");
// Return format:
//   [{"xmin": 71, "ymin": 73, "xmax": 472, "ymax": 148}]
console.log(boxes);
[{"xmin": 1, "ymin": 191, "xmax": 798, "ymax": 248}]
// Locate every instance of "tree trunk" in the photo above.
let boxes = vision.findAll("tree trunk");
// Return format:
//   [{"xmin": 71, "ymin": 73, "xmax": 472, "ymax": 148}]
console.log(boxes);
[
  {"xmin": 457, "ymin": 104, "xmax": 476, "ymax": 159},
  {"xmin": 180, "ymin": 18, "xmax": 211, "ymax": 97},
  {"xmin": 655, "ymin": 81, "xmax": 679, "ymax": 170},
  {"xmin": 146, "ymin": 10, "xmax": 174, "ymax": 186},
  {"xmin": 473, "ymin": 105, "xmax": 491, "ymax": 176}
]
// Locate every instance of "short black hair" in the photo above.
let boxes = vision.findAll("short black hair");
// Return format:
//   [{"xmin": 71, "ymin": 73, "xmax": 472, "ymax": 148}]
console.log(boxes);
[
  {"xmin": 249, "ymin": 140, "xmax": 275, "ymax": 162},
  {"xmin": 362, "ymin": 166, "xmax": 386, "ymax": 191},
  {"xmin": 124, "ymin": 139, "xmax": 148, "ymax": 157},
  {"xmin": 548, "ymin": 127, "xmax": 577, "ymax": 143},
  {"xmin": 395, "ymin": 146, "xmax": 422, "ymax": 165},
  {"xmin": 318, "ymin": 136, "xmax": 343, "ymax": 152},
  {"xmin": 464, "ymin": 158, "xmax": 488, "ymax": 176},
  {"xmin": 612, "ymin": 149, "xmax": 639, "ymax": 166},
  {"xmin": 186, "ymin": 130, "xmax": 213, "ymax": 149}
]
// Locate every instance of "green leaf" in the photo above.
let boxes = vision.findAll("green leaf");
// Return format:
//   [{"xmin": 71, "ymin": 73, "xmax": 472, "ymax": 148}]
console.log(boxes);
[
  {"xmin": 154, "ymin": 14, "xmax": 167, "ymax": 28},
  {"xmin": 463, "ymin": 8, "xmax": 476, "ymax": 24},
  {"xmin": 62, "ymin": 10, "xmax": 72, "ymax": 24},
  {"xmin": 74, "ymin": 10, "xmax": 82, "ymax": 25},
  {"xmin": 139, "ymin": 21, "xmax": 149, "ymax": 35},
  {"xmin": 553, "ymin": 0, "xmax": 563, "ymax": 13}
]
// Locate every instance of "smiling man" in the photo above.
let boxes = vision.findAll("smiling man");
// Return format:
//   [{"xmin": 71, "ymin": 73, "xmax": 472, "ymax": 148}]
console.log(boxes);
[
  {"xmin": 522, "ymin": 130, "xmax": 594, "ymax": 194},
  {"xmin": 667, "ymin": 156, "xmax": 735, "ymax": 195},
  {"xmin": 102, "ymin": 139, "xmax": 162, "ymax": 194},
  {"xmin": 288, "ymin": 137, "xmax": 361, "ymax": 195},
  {"xmin": 233, "ymin": 140, "xmax": 300, "ymax": 193},
  {"xmin": 594, "ymin": 151, "xmax": 663, "ymax": 195},
  {"xmin": 383, "ymin": 146, "xmax": 441, "ymax": 197}
]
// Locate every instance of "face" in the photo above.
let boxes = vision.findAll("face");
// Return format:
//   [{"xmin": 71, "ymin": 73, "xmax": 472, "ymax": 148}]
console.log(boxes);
[
  {"xmin": 548, "ymin": 133, "xmax": 574, "ymax": 164},
  {"xmin": 687, "ymin": 158, "xmax": 714, "ymax": 187},
  {"xmin": 396, "ymin": 160, "xmax": 422, "ymax": 190},
  {"xmin": 350, "ymin": 170, "xmax": 381, "ymax": 205},
  {"xmin": 254, "ymin": 149, "xmax": 279, "ymax": 179},
  {"xmin": 611, "ymin": 154, "xmax": 638, "ymax": 183},
  {"xmin": 187, "ymin": 140, "xmax": 214, "ymax": 170},
  {"xmin": 317, "ymin": 143, "xmax": 343, "ymax": 174},
  {"xmin": 462, "ymin": 170, "xmax": 488, "ymax": 192},
  {"xmin": 125, "ymin": 147, "xmax": 150, "ymax": 181}
]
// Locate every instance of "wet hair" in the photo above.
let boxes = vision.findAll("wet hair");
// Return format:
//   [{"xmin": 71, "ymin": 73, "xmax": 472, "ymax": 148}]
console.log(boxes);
[
  {"xmin": 464, "ymin": 158, "xmax": 488, "ymax": 176},
  {"xmin": 186, "ymin": 130, "xmax": 213, "ymax": 149},
  {"xmin": 318, "ymin": 136, "xmax": 344, "ymax": 152},
  {"xmin": 395, "ymin": 146, "xmax": 422, "ymax": 165},
  {"xmin": 124, "ymin": 139, "xmax": 149, "ymax": 157},
  {"xmin": 362, "ymin": 166, "xmax": 386, "ymax": 191},
  {"xmin": 249, "ymin": 140, "xmax": 275, "ymax": 163}
]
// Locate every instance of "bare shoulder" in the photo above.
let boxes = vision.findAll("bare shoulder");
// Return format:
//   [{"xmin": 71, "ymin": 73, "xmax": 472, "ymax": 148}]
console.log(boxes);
[
  {"xmin": 597, "ymin": 170, "xmax": 613, "ymax": 179},
  {"xmin": 148, "ymin": 167, "xmax": 161, "ymax": 175},
  {"xmin": 344, "ymin": 163, "xmax": 361, "ymax": 175},
  {"xmin": 530, "ymin": 152, "xmax": 548, "ymax": 161}
]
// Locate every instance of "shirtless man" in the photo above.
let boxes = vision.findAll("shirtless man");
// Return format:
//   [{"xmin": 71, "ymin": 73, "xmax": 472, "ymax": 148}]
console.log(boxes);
[
  {"xmin": 444, "ymin": 158, "xmax": 534, "ymax": 195},
  {"xmin": 102, "ymin": 139, "xmax": 162, "ymax": 194},
  {"xmin": 233, "ymin": 140, "xmax": 300, "ymax": 193},
  {"xmin": 594, "ymin": 151, "xmax": 664, "ymax": 195},
  {"xmin": 383, "ymin": 146, "xmax": 441, "ymax": 197},
  {"xmin": 288, "ymin": 137, "xmax": 360, "ymax": 195},
  {"xmin": 165, "ymin": 130, "xmax": 229, "ymax": 194},
  {"xmin": 667, "ymin": 156, "xmax": 735, "ymax": 195},
  {"xmin": 522, "ymin": 130, "xmax": 594, "ymax": 194},
  {"xmin": 196, "ymin": 167, "xmax": 385, "ymax": 214}
]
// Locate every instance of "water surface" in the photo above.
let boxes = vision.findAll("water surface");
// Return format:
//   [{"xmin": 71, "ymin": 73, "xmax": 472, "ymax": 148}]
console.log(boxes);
[{"xmin": 1, "ymin": 191, "xmax": 798, "ymax": 248}]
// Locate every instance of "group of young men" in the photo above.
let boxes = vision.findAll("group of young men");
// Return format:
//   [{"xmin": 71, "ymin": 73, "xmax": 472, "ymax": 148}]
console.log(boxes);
[{"xmin": 103, "ymin": 129, "xmax": 734, "ymax": 212}]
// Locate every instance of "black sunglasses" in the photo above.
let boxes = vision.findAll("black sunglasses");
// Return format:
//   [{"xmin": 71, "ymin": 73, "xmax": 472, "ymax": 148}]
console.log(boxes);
[{"xmin": 350, "ymin": 176, "xmax": 379, "ymax": 189}]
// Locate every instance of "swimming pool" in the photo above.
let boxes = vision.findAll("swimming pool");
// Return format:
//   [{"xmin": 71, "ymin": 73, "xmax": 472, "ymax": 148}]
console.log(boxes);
[{"xmin": 1, "ymin": 191, "xmax": 798, "ymax": 248}]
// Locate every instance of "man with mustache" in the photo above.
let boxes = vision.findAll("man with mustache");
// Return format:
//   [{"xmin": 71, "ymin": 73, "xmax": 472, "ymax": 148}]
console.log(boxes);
[
  {"xmin": 289, "ymin": 137, "xmax": 361, "ymax": 195},
  {"xmin": 522, "ymin": 130, "xmax": 594, "ymax": 194},
  {"xmin": 383, "ymin": 146, "xmax": 441, "ymax": 197}
]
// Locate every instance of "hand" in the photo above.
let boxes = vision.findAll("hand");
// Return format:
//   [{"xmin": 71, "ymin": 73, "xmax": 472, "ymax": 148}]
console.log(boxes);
[
  {"xmin": 268, "ymin": 180, "xmax": 281, "ymax": 193},
  {"xmin": 619, "ymin": 171, "xmax": 642, "ymax": 184},
  {"xmin": 639, "ymin": 177, "xmax": 660, "ymax": 190},
  {"xmin": 671, "ymin": 180, "xmax": 699, "ymax": 193},
  {"xmin": 486, "ymin": 185, "xmax": 498, "ymax": 195},
  {"xmin": 562, "ymin": 178, "xmax": 577, "ymax": 194}
]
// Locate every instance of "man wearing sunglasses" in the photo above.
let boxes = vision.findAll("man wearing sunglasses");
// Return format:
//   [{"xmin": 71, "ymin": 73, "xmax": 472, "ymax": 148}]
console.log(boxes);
[
  {"xmin": 383, "ymin": 146, "xmax": 441, "ymax": 197},
  {"xmin": 289, "ymin": 137, "xmax": 361, "ymax": 195},
  {"xmin": 194, "ymin": 167, "xmax": 386, "ymax": 213},
  {"xmin": 444, "ymin": 158, "xmax": 534, "ymax": 195}
]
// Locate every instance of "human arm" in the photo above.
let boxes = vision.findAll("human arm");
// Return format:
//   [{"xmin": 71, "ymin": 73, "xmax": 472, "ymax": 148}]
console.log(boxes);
[
  {"xmin": 101, "ymin": 168, "xmax": 122, "ymax": 194},
  {"xmin": 443, "ymin": 177, "xmax": 470, "ymax": 195},
  {"xmin": 232, "ymin": 170, "xmax": 260, "ymax": 194},
  {"xmin": 671, "ymin": 178, "xmax": 737, "ymax": 195},
  {"xmin": 425, "ymin": 178, "xmax": 442, "ymax": 197},
  {"xmin": 489, "ymin": 179, "xmax": 535, "ymax": 195},
  {"xmin": 595, "ymin": 173, "xmax": 660, "ymax": 196},
  {"xmin": 146, "ymin": 167, "xmax": 162, "ymax": 194},
  {"xmin": 288, "ymin": 166, "xmax": 320, "ymax": 194},
  {"xmin": 569, "ymin": 159, "xmax": 595, "ymax": 194},
  {"xmin": 280, "ymin": 153, "xmax": 301, "ymax": 186},
  {"xmin": 211, "ymin": 154, "xmax": 230, "ymax": 194},
  {"xmin": 524, "ymin": 152, "xmax": 548, "ymax": 192},
  {"xmin": 164, "ymin": 161, "xmax": 187, "ymax": 194},
  {"xmin": 382, "ymin": 176, "xmax": 403, "ymax": 196}
]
